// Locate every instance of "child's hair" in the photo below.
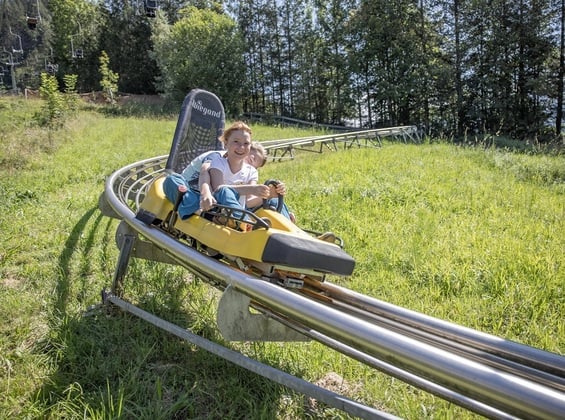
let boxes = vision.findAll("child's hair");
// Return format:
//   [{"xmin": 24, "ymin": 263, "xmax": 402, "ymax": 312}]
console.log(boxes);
[
  {"xmin": 250, "ymin": 142, "xmax": 267, "ymax": 167},
  {"xmin": 220, "ymin": 121, "xmax": 252, "ymax": 144}
]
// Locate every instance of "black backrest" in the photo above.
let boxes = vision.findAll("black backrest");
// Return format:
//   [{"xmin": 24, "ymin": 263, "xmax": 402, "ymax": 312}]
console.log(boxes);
[{"xmin": 165, "ymin": 89, "xmax": 225, "ymax": 174}]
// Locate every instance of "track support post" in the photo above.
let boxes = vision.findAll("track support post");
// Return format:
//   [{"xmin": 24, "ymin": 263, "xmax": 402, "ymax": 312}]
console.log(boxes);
[{"xmin": 111, "ymin": 221, "xmax": 137, "ymax": 297}]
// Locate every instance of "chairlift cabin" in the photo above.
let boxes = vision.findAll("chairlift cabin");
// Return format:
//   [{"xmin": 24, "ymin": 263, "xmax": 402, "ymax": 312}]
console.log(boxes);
[
  {"xmin": 26, "ymin": 0, "xmax": 41, "ymax": 30},
  {"xmin": 27, "ymin": 16, "xmax": 39, "ymax": 30},
  {"xmin": 144, "ymin": 0, "xmax": 158, "ymax": 17},
  {"xmin": 45, "ymin": 61, "xmax": 58, "ymax": 75},
  {"xmin": 70, "ymin": 37, "xmax": 84, "ymax": 60}
]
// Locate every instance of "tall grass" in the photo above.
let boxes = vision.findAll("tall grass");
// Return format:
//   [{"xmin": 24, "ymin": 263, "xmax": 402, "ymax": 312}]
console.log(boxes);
[{"xmin": 1, "ymin": 97, "xmax": 563, "ymax": 419}]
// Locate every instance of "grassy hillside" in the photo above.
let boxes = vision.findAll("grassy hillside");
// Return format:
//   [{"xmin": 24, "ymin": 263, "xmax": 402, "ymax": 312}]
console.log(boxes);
[{"xmin": 1, "ymin": 97, "xmax": 564, "ymax": 419}]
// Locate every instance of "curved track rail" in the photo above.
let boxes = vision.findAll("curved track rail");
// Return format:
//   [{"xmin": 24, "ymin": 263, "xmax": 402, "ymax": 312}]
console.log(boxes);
[
  {"xmin": 100, "ymin": 154, "xmax": 565, "ymax": 419},
  {"xmin": 260, "ymin": 126, "xmax": 420, "ymax": 161}
]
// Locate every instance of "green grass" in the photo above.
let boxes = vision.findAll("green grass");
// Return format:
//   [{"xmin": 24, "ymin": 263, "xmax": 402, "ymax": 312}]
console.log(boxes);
[{"xmin": 1, "ymin": 97, "xmax": 564, "ymax": 419}]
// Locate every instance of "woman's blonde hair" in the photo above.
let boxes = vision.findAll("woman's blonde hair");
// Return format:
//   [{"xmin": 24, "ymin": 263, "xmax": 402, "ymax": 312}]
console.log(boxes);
[{"xmin": 220, "ymin": 121, "xmax": 252, "ymax": 144}]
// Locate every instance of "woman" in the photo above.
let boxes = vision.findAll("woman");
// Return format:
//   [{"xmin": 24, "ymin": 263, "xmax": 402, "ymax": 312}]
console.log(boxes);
[
  {"xmin": 165, "ymin": 121, "xmax": 288, "ymax": 226},
  {"xmin": 162, "ymin": 149, "xmax": 225, "ymax": 220},
  {"xmin": 201, "ymin": 121, "xmax": 277, "ymax": 219}
]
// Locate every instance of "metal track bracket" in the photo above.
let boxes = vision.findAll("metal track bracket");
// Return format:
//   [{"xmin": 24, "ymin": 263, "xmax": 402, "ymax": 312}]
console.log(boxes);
[
  {"xmin": 217, "ymin": 285, "xmax": 309, "ymax": 342},
  {"xmin": 115, "ymin": 221, "xmax": 179, "ymax": 265}
]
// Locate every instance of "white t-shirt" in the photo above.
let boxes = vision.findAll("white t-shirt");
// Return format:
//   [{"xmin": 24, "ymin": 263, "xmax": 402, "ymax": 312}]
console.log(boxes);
[
  {"xmin": 210, "ymin": 154, "xmax": 258, "ymax": 206},
  {"xmin": 181, "ymin": 150, "xmax": 224, "ymax": 190}
]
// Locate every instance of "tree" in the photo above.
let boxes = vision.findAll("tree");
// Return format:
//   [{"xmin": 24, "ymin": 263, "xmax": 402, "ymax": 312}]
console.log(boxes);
[
  {"xmin": 49, "ymin": 0, "xmax": 101, "ymax": 91},
  {"xmin": 555, "ymin": 0, "xmax": 564, "ymax": 139},
  {"xmin": 97, "ymin": 0, "xmax": 159, "ymax": 94},
  {"xmin": 230, "ymin": 0, "xmax": 281, "ymax": 115},
  {"xmin": 349, "ymin": 0, "xmax": 437, "ymax": 127},
  {"xmin": 36, "ymin": 72, "xmax": 78, "ymax": 135},
  {"xmin": 151, "ymin": 6, "xmax": 246, "ymax": 113},
  {"xmin": 99, "ymin": 50, "xmax": 119, "ymax": 103},
  {"xmin": 313, "ymin": 0, "xmax": 356, "ymax": 124},
  {"xmin": 1, "ymin": 0, "xmax": 563, "ymax": 141}
]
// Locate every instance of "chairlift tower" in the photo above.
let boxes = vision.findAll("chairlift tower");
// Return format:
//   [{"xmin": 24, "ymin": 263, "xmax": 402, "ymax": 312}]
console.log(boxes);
[{"xmin": 1, "ymin": 50, "xmax": 19, "ymax": 93}]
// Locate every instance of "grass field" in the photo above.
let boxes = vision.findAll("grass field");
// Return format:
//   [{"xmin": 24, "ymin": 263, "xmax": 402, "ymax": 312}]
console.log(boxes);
[{"xmin": 1, "ymin": 96, "xmax": 564, "ymax": 419}]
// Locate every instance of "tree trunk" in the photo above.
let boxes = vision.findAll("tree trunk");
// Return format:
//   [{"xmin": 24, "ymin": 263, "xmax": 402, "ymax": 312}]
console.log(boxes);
[{"xmin": 557, "ymin": 0, "xmax": 564, "ymax": 141}]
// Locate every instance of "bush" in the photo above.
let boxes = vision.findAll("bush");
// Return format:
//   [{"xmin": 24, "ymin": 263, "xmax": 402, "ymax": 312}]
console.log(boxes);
[{"xmin": 36, "ymin": 73, "xmax": 80, "ymax": 129}]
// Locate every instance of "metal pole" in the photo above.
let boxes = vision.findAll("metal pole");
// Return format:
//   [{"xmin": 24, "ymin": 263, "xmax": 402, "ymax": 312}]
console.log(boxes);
[{"xmin": 103, "ymin": 292, "xmax": 400, "ymax": 420}]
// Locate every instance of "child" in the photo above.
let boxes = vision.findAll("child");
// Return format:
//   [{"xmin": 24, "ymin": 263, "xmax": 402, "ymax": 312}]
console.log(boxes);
[{"xmin": 245, "ymin": 142, "xmax": 295, "ymax": 223}]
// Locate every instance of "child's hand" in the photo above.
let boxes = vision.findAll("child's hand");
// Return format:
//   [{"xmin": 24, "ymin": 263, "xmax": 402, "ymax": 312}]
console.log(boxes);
[{"xmin": 200, "ymin": 193, "xmax": 216, "ymax": 211}]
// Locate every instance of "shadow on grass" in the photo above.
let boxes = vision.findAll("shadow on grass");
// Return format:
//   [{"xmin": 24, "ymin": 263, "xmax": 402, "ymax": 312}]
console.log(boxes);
[
  {"xmin": 35, "ymin": 306, "xmax": 290, "ymax": 418},
  {"xmin": 53, "ymin": 207, "xmax": 101, "ymax": 315},
  {"xmin": 36, "ymin": 208, "xmax": 295, "ymax": 418}
]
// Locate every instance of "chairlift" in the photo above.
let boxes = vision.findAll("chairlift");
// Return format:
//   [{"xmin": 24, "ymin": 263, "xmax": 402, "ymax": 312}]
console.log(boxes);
[
  {"xmin": 1, "ymin": 51, "xmax": 19, "ymax": 92},
  {"xmin": 45, "ymin": 48, "xmax": 58, "ymax": 74},
  {"xmin": 70, "ymin": 32, "xmax": 84, "ymax": 60},
  {"xmin": 144, "ymin": 0, "xmax": 158, "ymax": 18},
  {"xmin": 9, "ymin": 28, "xmax": 24, "ymax": 55},
  {"xmin": 26, "ymin": 0, "xmax": 41, "ymax": 30},
  {"xmin": 2, "ymin": 50, "xmax": 16, "ymax": 66},
  {"xmin": 27, "ymin": 16, "xmax": 39, "ymax": 30},
  {"xmin": 45, "ymin": 61, "xmax": 58, "ymax": 75}
]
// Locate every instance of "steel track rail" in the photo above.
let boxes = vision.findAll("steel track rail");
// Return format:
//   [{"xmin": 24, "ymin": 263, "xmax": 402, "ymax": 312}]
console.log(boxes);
[
  {"xmin": 102, "ymin": 155, "xmax": 565, "ymax": 419},
  {"xmin": 312, "ymin": 283, "xmax": 565, "ymax": 381},
  {"xmin": 293, "ymin": 283, "xmax": 565, "ymax": 392}
]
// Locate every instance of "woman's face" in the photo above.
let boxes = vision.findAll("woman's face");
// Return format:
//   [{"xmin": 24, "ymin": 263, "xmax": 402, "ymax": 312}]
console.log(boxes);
[{"xmin": 225, "ymin": 129, "xmax": 251, "ymax": 161}]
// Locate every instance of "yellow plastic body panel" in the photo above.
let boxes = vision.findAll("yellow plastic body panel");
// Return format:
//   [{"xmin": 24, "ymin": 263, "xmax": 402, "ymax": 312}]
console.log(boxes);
[
  {"xmin": 140, "ymin": 176, "xmax": 173, "ymax": 221},
  {"xmin": 254, "ymin": 208, "xmax": 306, "ymax": 235},
  {"xmin": 174, "ymin": 216, "xmax": 269, "ymax": 262}
]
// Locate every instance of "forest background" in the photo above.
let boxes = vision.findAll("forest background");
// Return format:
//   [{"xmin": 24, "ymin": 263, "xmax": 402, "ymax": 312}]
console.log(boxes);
[{"xmin": 1, "ymin": 0, "xmax": 564, "ymax": 142}]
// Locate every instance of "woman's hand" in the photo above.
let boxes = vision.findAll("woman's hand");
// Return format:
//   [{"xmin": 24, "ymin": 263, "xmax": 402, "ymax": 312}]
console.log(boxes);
[
  {"xmin": 272, "ymin": 181, "xmax": 286, "ymax": 197},
  {"xmin": 253, "ymin": 184, "xmax": 271, "ymax": 199}
]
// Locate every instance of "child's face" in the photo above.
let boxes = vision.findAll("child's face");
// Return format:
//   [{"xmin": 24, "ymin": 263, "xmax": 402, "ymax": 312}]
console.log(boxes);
[
  {"xmin": 246, "ymin": 150, "xmax": 265, "ymax": 169},
  {"xmin": 225, "ymin": 129, "xmax": 251, "ymax": 160}
]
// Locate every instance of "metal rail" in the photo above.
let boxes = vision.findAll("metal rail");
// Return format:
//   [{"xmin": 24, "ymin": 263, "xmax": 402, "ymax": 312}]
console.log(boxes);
[
  {"xmin": 100, "ymin": 153, "xmax": 565, "ymax": 419},
  {"xmin": 260, "ymin": 127, "xmax": 421, "ymax": 161}
]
